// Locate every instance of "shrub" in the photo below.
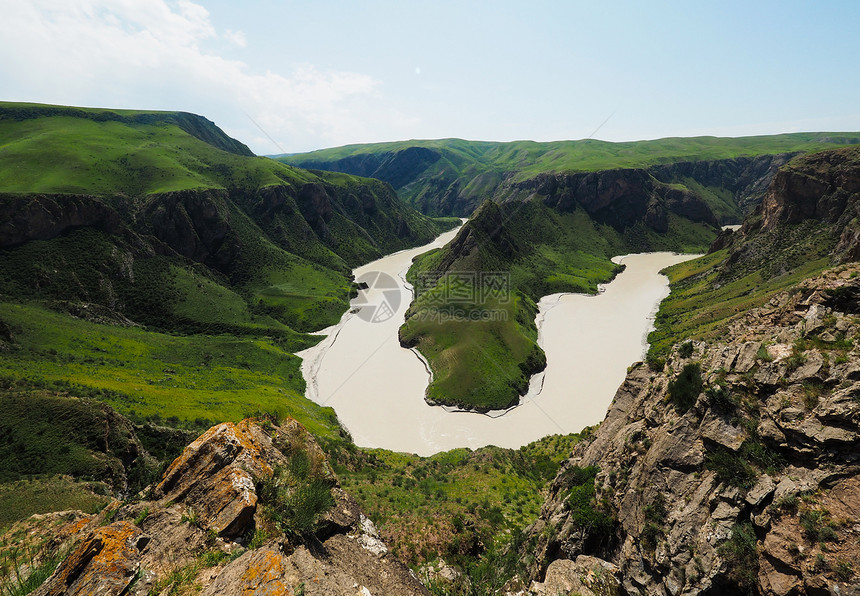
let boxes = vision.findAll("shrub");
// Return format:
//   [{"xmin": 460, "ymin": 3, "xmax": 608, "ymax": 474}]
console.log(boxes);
[
  {"xmin": 705, "ymin": 448, "xmax": 756, "ymax": 490},
  {"xmin": 668, "ymin": 362, "xmax": 703, "ymax": 412},
  {"xmin": 799, "ymin": 508, "xmax": 839, "ymax": 543},
  {"xmin": 679, "ymin": 341, "xmax": 694, "ymax": 358},
  {"xmin": 706, "ymin": 383, "xmax": 737, "ymax": 415},
  {"xmin": 646, "ymin": 352, "xmax": 665, "ymax": 372},
  {"xmin": 563, "ymin": 466, "xmax": 615, "ymax": 553},
  {"xmin": 834, "ymin": 559, "xmax": 854, "ymax": 582},
  {"xmin": 256, "ymin": 451, "xmax": 335, "ymax": 538},
  {"xmin": 641, "ymin": 493, "xmax": 667, "ymax": 552},
  {"xmin": 706, "ymin": 440, "xmax": 783, "ymax": 490},
  {"xmin": 717, "ymin": 522, "xmax": 758, "ymax": 593}
]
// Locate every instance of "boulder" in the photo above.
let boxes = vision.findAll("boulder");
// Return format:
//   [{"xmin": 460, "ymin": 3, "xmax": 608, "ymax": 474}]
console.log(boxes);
[
  {"xmin": 530, "ymin": 556, "xmax": 621, "ymax": 596},
  {"xmin": 32, "ymin": 521, "xmax": 144, "ymax": 596}
]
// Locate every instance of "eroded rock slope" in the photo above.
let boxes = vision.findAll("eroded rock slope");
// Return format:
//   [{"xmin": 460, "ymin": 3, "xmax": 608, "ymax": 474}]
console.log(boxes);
[
  {"xmin": 5, "ymin": 418, "xmax": 426, "ymax": 596},
  {"xmin": 522, "ymin": 265, "xmax": 860, "ymax": 595}
]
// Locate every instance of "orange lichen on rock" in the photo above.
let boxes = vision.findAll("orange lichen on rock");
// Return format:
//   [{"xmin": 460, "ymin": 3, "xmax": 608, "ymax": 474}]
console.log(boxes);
[
  {"xmin": 154, "ymin": 421, "xmax": 276, "ymax": 538},
  {"xmin": 33, "ymin": 521, "xmax": 144, "ymax": 596}
]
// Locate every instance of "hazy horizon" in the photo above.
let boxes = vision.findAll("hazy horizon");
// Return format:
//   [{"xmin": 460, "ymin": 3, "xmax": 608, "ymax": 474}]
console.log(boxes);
[{"xmin": 2, "ymin": 1, "xmax": 858, "ymax": 155}]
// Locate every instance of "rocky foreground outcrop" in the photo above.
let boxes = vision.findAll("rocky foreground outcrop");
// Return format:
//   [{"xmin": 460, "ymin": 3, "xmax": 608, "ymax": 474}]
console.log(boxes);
[
  {"xmin": 5, "ymin": 418, "xmax": 426, "ymax": 595},
  {"xmin": 520, "ymin": 264, "xmax": 860, "ymax": 595}
]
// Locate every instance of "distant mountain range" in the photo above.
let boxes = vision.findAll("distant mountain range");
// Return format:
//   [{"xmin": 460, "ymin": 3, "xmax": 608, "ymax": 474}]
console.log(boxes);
[{"xmin": 278, "ymin": 133, "xmax": 860, "ymax": 220}]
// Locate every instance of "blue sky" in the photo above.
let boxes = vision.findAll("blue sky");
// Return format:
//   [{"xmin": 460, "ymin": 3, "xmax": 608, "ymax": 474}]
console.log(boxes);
[{"xmin": 1, "ymin": 0, "xmax": 858, "ymax": 154}]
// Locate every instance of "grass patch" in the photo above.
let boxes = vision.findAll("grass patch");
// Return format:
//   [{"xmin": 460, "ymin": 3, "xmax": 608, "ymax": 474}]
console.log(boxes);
[
  {"xmin": 799, "ymin": 508, "xmax": 839, "ymax": 543},
  {"xmin": 330, "ymin": 432, "xmax": 580, "ymax": 568},
  {"xmin": 0, "ymin": 301, "xmax": 344, "ymax": 441},
  {"xmin": 256, "ymin": 450, "xmax": 335, "ymax": 538},
  {"xmin": 0, "ymin": 477, "xmax": 110, "ymax": 532}
]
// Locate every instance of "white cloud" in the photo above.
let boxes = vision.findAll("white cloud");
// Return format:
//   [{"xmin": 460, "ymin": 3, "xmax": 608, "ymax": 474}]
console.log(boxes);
[
  {"xmin": 0, "ymin": 0, "xmax": 411, "ymax": 152},
  {"xmin": 223, "ymin": 29, "xmax": 246, "ymax": 48}
]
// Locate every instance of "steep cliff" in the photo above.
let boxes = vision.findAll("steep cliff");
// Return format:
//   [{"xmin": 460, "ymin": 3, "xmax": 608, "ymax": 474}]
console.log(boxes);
[
  {"xmin": 521, "ymin": 266, "xmax": 860, "ymax": 595},
  {"xmin": 518, "ymin": 147, "xmax": 860, "ymax": 595}
]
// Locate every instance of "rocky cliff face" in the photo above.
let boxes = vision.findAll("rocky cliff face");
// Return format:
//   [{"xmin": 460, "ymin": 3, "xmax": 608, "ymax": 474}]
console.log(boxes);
[
  {"xmin": 759, "ymin": 147, "xmax": 860, "ymax": 263},
  {"xmin": 0, "ymin": 194, "xmax": 127, "ymax": 248},
  {"xmin": 517, "ymin": 147, "xmax": 860, "ymax": 596},
  {"xmin": 494, "ymin": 169, "xmax": 719, "ymax": 233},
  {"xmin": 520, "ymin": 265, "xmax": 860, "ymax": 595},
  {"xmin": 289, "ymin": 141, "xmax": 796, "ymax": 223},
  {"xmin": 8, "ymin": 418, "xmax": 426, "ymax": 595}
]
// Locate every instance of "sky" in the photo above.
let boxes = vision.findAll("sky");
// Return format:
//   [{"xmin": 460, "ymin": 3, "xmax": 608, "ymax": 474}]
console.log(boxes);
[{"xmin": 1, "ymin": 0, "xmax": 859, "ymax": 155}]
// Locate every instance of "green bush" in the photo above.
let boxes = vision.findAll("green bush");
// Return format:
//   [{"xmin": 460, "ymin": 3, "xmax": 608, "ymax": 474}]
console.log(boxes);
[
  {"xmin": 646, "ymin": 351, "xmax": 665, "ymax": 372},
  {"xmin": 834, "ymin": 559, "xmax": 854, "ymax": 582},
  {"xmin": 641, "ymin": 493, "xmax": 667, "ymax": 552},
  {"xmin": 717, "ymin": 522, "xmax": 758, "ymax": 594},
  {"xmin": 705, "ymin": 440, "xmax": 783, "ymax": 490},
  {"xmin": 679, "ymin": 341, "xmax": 694, "ymax": 358},
  {"xmin": 563, "ymin": 466, "xmax": 615, "ymax": 553},
  {"xmin": 799, "ymin": 508, "xmax": 839, "ymax": 543},
  {"xmin": 706, "ymin": 383, "xmax": 737, "ymax": 415},
  {"xmin": 705, "ymin": 448, "xmax": 757, "ymax": 489},
  {"xmin": 668, "ymin": 362, "xmax": 703, "ymax": 412},
  {"xmin": 256, "ymin": 451, "xmax": 335, "ymax": 537}
]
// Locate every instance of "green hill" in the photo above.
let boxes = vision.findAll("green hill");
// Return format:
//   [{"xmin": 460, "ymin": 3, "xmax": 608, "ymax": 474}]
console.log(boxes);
[
  {"xmin": 0, "ymin": 102, "xmax": 453, "ymax": 434},
  {"xmin": 401, "ymin": 198, "xmax": 715, "ymax": 410},
  {"xmin": 279, "ymin": 133, "xmax": 860, "ymax": 219}
]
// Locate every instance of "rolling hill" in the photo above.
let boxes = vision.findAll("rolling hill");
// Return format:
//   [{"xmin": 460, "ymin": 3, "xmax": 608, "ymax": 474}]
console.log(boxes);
[{"xmin": 0, "ymin": 102, "xmax": 454, "ymax": 437}]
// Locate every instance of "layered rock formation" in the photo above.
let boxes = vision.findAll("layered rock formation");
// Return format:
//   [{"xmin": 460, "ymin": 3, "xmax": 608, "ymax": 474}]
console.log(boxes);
[
  {"xmin": 283, "ymin": 139, "xmax": 811, "ymax": 221},
  {"xmin": 10, "ymin": 418, "xmax": 426, "ymax": 595},
  {"xmin": 520, "ymin": 265, "xmax": 860, "ymax": 595}
]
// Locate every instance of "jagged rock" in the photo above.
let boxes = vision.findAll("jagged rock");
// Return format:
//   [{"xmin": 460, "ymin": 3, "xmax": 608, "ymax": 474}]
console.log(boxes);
[
  {"xmin": 733, "ymin": 340, "xmax": 761, "ymax": 373},
  {"xmin": 32, "ymin": 521, "xmax": 144, "ymax": 596},
  {"xmin": 746, "ymin": 475, "xmax": 776, "ymax": 507},
  {"xmin": 522, "ymin": 264, "xmax": 860, "ymax": 595},
  {"xmin": 155, "ymin": 420, "xmax": 277, "ymax": 537},
  {"xmin": 759, "ymin": 555, "xmax": 802, "ymax": 596},
  {"xmin": 700, "ymin": 412, "xmax": 747, "ymax": 451},
  {"xmin": 788, "ymin": 350, "xmax": 825, "ymax": 383},
  {"xmin": 529, "ymin": 556, "xmax": 621, "ymax": 596},
  {"xmin": 21, "ymin": 418, "xmax": 425, "ymax": 596}
]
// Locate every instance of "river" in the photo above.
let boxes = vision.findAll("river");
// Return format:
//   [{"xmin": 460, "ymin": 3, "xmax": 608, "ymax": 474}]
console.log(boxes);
[{"xmin": 298, "ymin": 229, "xmax": 699, "ymax": 456}]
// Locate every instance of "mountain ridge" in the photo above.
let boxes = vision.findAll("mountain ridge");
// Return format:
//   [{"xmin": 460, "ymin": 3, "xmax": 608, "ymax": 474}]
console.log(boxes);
[{"xmin": 279, "ymin": 133, "xmax": 860, "ymax": 219}]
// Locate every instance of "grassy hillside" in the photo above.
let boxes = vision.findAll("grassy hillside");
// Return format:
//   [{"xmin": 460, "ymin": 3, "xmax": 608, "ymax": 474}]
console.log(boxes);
[
  {"xmin": 328, "ymin": 430, "xmax": 584, "ymax": 590},
  {"xmin": 0, "ymin": 102, "xmax": 454, "ymax": 518},
  {"xmin": 282, "ymin": 133, "xmax": 860, "ymax": 177},
  {"xmin": 0, "ymin": 102, "xmax": 454, "ymax": 334},
  {"xmin": 401, "ymin": 200, "xmax": 715, "ymax": 410},
  {"xmin": 280, "ymin": 133, "xmax": 860, "ymax": 219},
  {"xmin": 647, "ymin": 146, "xmax": 860, "ymax": 363},
  {"xmin": 0, "ymin": 301, "xmax": 344, "ymax": 439}
]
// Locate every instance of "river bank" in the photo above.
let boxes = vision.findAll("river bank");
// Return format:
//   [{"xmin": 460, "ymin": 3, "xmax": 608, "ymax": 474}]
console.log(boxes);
[{"xmin": 298, "ymin": 232, "xmax": 699, "ymax": 456}]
